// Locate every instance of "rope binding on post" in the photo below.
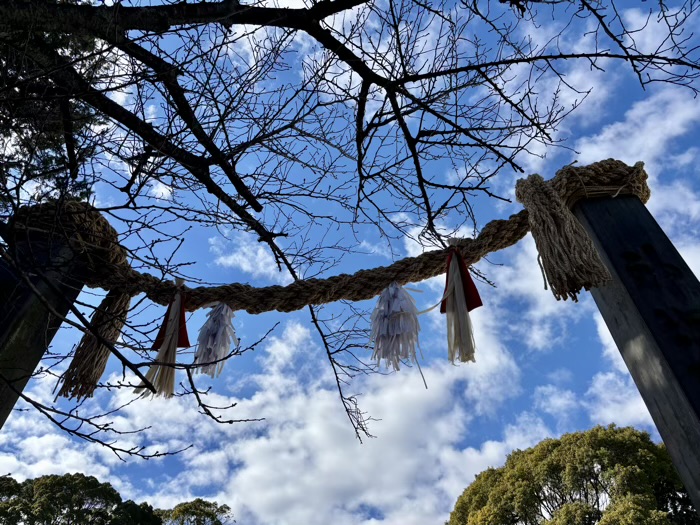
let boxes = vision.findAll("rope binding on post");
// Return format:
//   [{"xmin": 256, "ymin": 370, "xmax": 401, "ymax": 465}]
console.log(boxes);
[{"xmin": 7, "ymin": 199, "xmax": 133, "ymax": 400}]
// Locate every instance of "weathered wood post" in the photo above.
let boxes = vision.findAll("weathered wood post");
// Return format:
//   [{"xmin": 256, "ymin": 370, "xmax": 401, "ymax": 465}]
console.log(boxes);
[
  {"xmin": 0, "ymin": 222, "xmax": 86, "ymax": 429},
  {"xmin": 573, "ymin": 195, "xmax": 700, "ymax": 512}
]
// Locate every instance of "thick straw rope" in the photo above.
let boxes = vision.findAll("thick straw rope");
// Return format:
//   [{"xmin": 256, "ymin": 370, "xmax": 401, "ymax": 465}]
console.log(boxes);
[
  {"xmin": 4, "ymin": 159, "xmax": 649, "ymax": 399},
  {"xmin": 8, "ymin": 200, "xmax": 132, "ymax": 400},
  {"xmin": 9, "ymin": 199, "xmax": 128, "ymax": 282},
  {"xmin": 55, "ymin": 289, "xmax": 131, "ymax": 399},
  {"xmin": 8, "ymin": 159, "xmax": 650, "ymax": 315},
  {"xmin": 132, "ymin": 210, "xmax": 531, "ymax": 313}
]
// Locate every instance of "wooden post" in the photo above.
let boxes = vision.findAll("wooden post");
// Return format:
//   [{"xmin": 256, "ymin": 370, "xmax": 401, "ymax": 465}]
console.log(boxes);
[
  {"xmin": 573, "ymin": 195, "xmax": 700, "ymax": 511},
  {"xmin": 0, "ymin": 234, "xmax": 85, "ymax": 430}
]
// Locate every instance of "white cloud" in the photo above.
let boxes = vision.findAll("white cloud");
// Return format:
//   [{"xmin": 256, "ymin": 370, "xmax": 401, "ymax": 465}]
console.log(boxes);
[
  {"xmin": 148, "ymin": 180, "xmax": 173, "ymax": 200},
  {"xmin": 436, "ymin": 413, "xmax": 552, "ymax": 500},
  {"xmin": 209, "ymin": 234, "xmax": 293, "ymax": 285},
  {"xmin": 583, "ymin": 372, "xmax": 654, "ymax": 430},
  {"xmin": 547, "ymin": 368, "xmax": 574, "ymax": 385},
  {"xmin": 260, "ymin": 321, "xmax": 310, "ymax": 372},
  {"xmin": 486, "ymin": 236, "xmax": 584, "ymax": 351},
  {"xmin": 357, "ymin": 239, "xmax": 394, "ymax": 259},
  {"xmin": 647, "ymin": 178, "xmax": 700, "ymax": 240},
  {"xmin": 419, "ymin": 291, "xmax": 522, "ymax": 415},
  {"xmin": 534, "ymin": 385, "xmax": 579, "ymax": 431},
  {"xmin": 208, "ymin": 312, "xmax": 522, "ymax": 525},
  {"xmin": 574, "ymin": 87, "xmax": 700, "ymax": 172},
  {"xmin": 594, "ymin": 313, "xmax": 627, "ymax": 374},
  {"xmin": 1, "ymin": 309, "xmax": 526, "ymax": 525},
  {"xmin": 621, "ymin": 8, "xmax": 695, "ymax": 56},
  {"xmin": 678, "ymin": 239, "xmax": 700, "ymax": 278},
  {"xmin": 0, "ymin": 373, "xmax": 119, "ymax": 482}
]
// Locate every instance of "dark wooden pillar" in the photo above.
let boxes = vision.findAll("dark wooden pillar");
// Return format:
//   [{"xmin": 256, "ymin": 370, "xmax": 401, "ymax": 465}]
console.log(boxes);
[
  {"xmin": 0, "ymin": 234, "xmax": 85, "ymax": 429},
  {"xmin": 574, "ymin": 195, "xmax": 700, "ymax": 512}
]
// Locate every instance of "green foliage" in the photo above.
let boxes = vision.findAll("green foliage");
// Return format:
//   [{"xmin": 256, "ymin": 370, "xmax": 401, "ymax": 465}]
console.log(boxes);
[
  {"xmin": 157, "ymin": 498, "xmax": 234, "ymax": 525},
  {"xmin": 0, "ymin": 0, "xmax": 103, "ymax": 209},
  {"xmin": 0, "ymin": 476, "xmax": 22, "ymax": 524},
  {"xmin": 0, "ymin": 473, "xmax": 162, "ymax": 525},
  {"xmin": 109, "ymin": 500, "xmax": 163, "ymax": 525},
  {"xmin": 30, "ymin": 472, "xmax": 121, "ymax": 524},
  {"xmin": 0, "ymin": 473, "xmax": 233, "ymax": 525},
  {"xmin": 448, "ymin": 426, "xmax": 699, "ymax": 525}
]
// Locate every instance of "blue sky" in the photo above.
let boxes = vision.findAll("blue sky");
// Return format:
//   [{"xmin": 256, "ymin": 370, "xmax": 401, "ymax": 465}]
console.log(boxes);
[{"xmin": 2, "ymin": 1, "xmax": 700, "ymax": 524}]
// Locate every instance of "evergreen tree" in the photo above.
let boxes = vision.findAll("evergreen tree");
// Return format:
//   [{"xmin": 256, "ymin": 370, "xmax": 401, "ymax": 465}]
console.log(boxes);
[
  {"xmin": 448, "ymin": 426, "xmax": 699, "ymax": 525},
  {"xmin": 157, "ymin": 498, "xmax": 234, "ymax": 525},
  {"xmin": 0, "ymin": 473, "xmax": 162, "ymax": 525}
]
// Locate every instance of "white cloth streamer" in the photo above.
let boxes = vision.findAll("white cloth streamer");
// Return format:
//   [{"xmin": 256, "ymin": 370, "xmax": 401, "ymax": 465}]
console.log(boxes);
[
  {"xmin": 136, "ymin": 286, "xmax": 183, "ymax": 397},
  {"xmin": 443, "ymin": 250, "xmax": 476, "ymax": 363},
  {"xmin": 370, "ymin": 282, "xmax": 421, "ymax": 371},
  {"xmin": 195, "ymin": 302, "xmax": 239, "ymax": 378}
]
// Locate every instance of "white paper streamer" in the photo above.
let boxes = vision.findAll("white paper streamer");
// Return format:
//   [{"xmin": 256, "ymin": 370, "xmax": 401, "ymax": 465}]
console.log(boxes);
[
  {"xmin": 370, "ymin": 282, "xmax": 421, "ymax": 372},
  {"xmin": 195, "ymin": 302, "xmax": 239, "ymax": 378},
  {"xmin": 136, "ymin": 286, "xmax": 183, "ymax": 397},
  {"xmin": 444, "ymin": 251, "xmax": 476, "ymax": 363}
]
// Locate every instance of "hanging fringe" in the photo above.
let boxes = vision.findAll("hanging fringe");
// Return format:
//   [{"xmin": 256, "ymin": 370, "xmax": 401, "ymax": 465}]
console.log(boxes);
[
  {"xmin": 441, "ymin": 241, "xmax": 482, "ymax": 363},
  {"xmin": 515, "ymin": 174, "xmax": 611, "ymax": 301},
  {"xmin": 135, "ymin": 279, "xmax": 190, "ymax": 398},
  {"xmin": 56, "ymin": 290, "xmax": 131, "ymax": 400},
  {"xmin": 195, "ymin": 302, "xmax": 239, "ymax": 378},
  {"xmin": 370, "ymin": 282, "xmax": 421, "ymax": 372}
]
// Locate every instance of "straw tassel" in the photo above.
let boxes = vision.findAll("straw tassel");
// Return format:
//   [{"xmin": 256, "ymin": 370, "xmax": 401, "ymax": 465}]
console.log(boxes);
[
  {"xmin": 135, "ymin": 279, "xmax": 190, "ymax": 397},
  {"xmin": 441, "ymin": 241, "xmax": 482, "ymax": 363},
  {"xmin": 195, "ymin": 302, "xmax": 239, "ymax": 378},
  {"xmin": 56, "ymin": 290, "xmax": 131, "ymax": 400},
  {"xmin": 515, "ymin": 174, "xmax": 611, "ymax": 301},
  {"xmin": 370, "ymin": 282, "xmax": 421, "ymax": 371}
]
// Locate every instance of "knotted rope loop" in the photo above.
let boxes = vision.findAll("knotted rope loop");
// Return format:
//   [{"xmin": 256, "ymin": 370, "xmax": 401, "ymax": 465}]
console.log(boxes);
[
  {"xmin": 551, "ymin": 159, "xmax": 650, "ymax": 209},
  {"xmin": 8, "ymin": 199, "xmax": 128, "ymax": 287},
  {"xmin": 516, "ymin": 159, "xmax": 650, "ymax": 301},
  {"xmin": 8, "ymin": 200, "xmax": 136, "ymax": 400}
]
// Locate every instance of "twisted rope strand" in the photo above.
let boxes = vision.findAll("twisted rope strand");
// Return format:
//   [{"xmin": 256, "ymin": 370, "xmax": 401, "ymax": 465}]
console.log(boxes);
[{"xmin": 8, "ymin": 159, "xmax": 649, "ymax": 314}]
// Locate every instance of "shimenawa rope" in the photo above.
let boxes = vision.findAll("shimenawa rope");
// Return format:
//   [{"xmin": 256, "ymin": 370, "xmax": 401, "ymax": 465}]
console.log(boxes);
[{"xmin": 5, "ymin": 159, "xmax": 650, "ymax": 397}]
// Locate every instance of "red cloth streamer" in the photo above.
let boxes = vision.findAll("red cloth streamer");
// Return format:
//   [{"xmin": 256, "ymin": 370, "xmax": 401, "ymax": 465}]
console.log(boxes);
[
  {"xmin": 152, "ymin": 295, "xmax": 190, "ymax": 349},
  {"xmin": 440, "ymin": 248, "xmax": 482, "ymax": 313}
]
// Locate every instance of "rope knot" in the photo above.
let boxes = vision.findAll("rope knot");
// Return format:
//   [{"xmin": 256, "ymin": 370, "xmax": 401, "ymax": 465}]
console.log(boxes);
[
  {"xmin": 516, "ymin": 159, "xmax": 650, "ymax": 301},
  {"xmin": 9, "ymin": 199, "xmax": 128, "ymax": 288},
  {"xmin": 516, "ymin": 173, "xmax": 611, "ymax": 301},
  {"xmin": 7, "ymin": 199, "xmax": 134, "ymax": 401},
  {"xmin": 551, "ymin": 159, "xmax": 650, "ymax": 208}
]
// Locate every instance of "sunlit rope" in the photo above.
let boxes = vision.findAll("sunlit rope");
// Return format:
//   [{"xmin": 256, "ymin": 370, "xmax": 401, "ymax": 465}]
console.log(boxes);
[{"xmin": 7, "ymin": 158, "xmax": 650, "ymax": 314}]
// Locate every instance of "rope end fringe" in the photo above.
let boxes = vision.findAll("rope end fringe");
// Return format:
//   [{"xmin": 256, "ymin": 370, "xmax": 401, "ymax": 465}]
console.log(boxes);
[
  {"xmin": 56, "ymin": 290, "xmax": 131, "ymax": 401},
  {"xmin": 516, "ymin": 172, "xmax": 612, "ymax": 301}
]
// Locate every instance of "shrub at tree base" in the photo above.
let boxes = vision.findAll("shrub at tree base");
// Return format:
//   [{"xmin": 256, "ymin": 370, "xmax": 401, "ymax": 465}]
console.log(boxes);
[{"xmin": 448, "ymin": 425, "xmax": 699, "ymax": 525}]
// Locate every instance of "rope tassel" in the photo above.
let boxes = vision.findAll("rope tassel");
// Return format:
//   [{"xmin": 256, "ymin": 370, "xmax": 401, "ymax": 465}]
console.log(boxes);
[
  {"xmin": 516, "ymin": 173, "xmax": 611, "ymax": 301},
  {"xmin": 441, "ymin": 241, "xmax": 482, "ymax": 363},
  {"xmin": 136, "ymin": 279, "xmax": 190, "ymax": 397},
  {"xmin": 370, "ymin": 282, "xmax": 420, "ymax": 371},
  {"xmin": 56, "ymin": 290, "xmax": 131, "ymax": 400},
  {"xmin": 195, "ymin": 302, "xmax": 239, "ymax": 378}
]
